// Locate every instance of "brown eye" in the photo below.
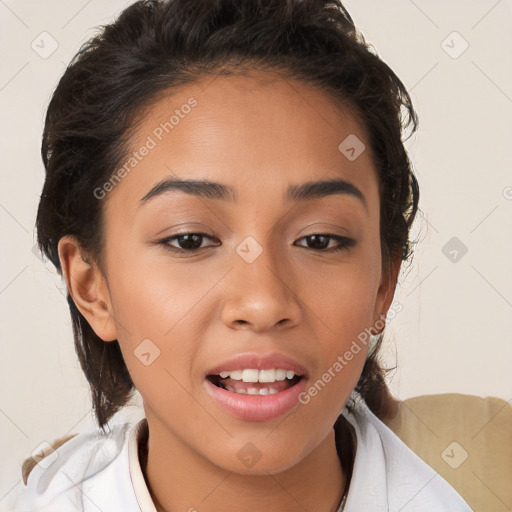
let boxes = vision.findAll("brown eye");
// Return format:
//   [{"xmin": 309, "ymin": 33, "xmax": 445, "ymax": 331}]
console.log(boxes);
[
  {"xmin": 294, "ymin": 234, "xmax": 356, "ymax": 252},
  {"xmin": 159, "ymin": 232, "xmax": 220, "ymax": 253}
]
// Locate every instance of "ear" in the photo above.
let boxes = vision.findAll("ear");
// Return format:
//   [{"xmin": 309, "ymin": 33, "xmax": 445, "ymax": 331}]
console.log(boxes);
[
  {"xmin": 371, "ymin": 255, "xmax": 401, "ymax": 335},
  {"xmin": 57, "ymin": 235, "xmax": 117, "ymax": 342}
]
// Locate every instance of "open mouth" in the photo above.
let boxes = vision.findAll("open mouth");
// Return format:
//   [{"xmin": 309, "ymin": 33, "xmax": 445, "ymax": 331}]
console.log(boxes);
[{"xmin": 206, "ymin": 369, "xmax": 303, "ymax": 396}]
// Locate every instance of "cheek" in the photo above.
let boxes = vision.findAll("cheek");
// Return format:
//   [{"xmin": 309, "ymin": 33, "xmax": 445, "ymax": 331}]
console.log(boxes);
[
  {"xmin": 300, "ymin": 247, "xmax": 381, "ymax": 394},
  {"xmin": 105, "ymin": 260, "xmax": 199, "ymax": 411},
  {"xmin": 103, "ymin": 240, "xmax": 218, "ymax": 385},
  {"xmin": 106, "ymin": 244, "xmax": 206, "ymax": 336},
  {"xmin": 304, "ymin": 254, "xmax": 381, "ymax": 332},
  {"xmin": 300, "ymin": 269, "xmax": 376, "ymax": 411}
]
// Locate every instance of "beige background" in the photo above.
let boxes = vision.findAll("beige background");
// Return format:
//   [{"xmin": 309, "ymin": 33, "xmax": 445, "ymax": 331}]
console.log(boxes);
[{"xmin": 1, "ymin": 0, "xmax": 511, "ymax": 508}]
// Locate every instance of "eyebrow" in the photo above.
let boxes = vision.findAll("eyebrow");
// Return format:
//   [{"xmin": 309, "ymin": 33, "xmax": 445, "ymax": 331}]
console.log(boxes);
[{"xmin": 140, "ymin": 177, "xmax": 367, "ymax": 210}]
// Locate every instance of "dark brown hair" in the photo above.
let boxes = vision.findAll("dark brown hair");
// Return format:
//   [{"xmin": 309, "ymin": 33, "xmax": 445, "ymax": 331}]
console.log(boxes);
[{"xmin": 36, "ymin": 0, "xmax": 419, "ymax": 432}]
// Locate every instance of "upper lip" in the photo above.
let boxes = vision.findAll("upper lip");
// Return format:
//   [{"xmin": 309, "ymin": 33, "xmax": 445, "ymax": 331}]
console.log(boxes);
[{"xmin": 205, "ymin": 352, "xmax": 309, "ymax": 378}]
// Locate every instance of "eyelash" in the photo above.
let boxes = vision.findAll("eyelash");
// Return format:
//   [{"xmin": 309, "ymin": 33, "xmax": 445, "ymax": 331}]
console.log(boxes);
[{"xmin": 157, "ymin": 231, "xmax": 356, "ymax": 254}]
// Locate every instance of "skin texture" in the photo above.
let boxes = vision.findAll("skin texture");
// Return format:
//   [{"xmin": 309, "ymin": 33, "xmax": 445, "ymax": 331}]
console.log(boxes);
[{"xmin": 58, "ymin": 70, "xmax": 400, "ymax": 512}]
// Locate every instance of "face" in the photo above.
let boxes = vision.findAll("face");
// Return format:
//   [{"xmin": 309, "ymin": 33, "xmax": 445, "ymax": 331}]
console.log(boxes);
[{"xmin": 86, "ymin": 71, "xmax": 395, "ymax": 474}]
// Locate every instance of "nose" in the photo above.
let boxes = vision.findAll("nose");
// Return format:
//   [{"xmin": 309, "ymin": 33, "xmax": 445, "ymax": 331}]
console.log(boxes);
[{"xmin": 220, "ymin": 243, "xmax": 302, "ymax": 333}]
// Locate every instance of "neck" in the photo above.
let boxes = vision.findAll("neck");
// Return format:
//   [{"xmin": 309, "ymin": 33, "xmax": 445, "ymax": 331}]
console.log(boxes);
[{"xmin": 139, "ymin": 418, "xmax": 351, "ymax": 512}]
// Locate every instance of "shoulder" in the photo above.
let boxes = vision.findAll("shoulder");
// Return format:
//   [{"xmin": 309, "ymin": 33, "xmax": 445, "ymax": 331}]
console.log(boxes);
[
  {"xmin": 21, "ymin": 433, "xmax": 79, "ymax": 485},
  {"xmin": 339, "ymin": 392, "xmax": 473, "ymax": 511},
  {"xmin": 383, "ymin": 393, "xmax": 512, "ymax": 512},
  {"xmin": 14, "ymin": 421, "xmax": 135, "ymax": 512}
]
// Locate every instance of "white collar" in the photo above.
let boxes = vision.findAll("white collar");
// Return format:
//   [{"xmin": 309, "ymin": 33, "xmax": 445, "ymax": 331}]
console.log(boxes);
[
  {"xmin": 126, "ymin": 393, "xmax": 470, "ymax": 511},
  {"xmin": 128, "ymin": 418, "xmax": 157, "ymax": 512}
]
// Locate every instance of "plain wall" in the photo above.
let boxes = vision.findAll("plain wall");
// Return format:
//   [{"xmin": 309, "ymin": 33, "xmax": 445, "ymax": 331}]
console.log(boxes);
[{"xmin": 1, "ymin": 0, "xmax": 511, "ymax": 508}]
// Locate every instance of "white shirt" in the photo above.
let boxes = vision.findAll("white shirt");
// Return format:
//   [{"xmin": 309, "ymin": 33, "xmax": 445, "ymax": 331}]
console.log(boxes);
[{"xmin": 13, "ymin": 392, "xmax": 473, "ymax": 512}]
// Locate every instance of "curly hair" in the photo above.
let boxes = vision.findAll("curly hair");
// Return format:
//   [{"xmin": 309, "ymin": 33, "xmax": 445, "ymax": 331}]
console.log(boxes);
[{"xmin": 36, "ymin": 0, "xmax": 419, "ymax": 432}]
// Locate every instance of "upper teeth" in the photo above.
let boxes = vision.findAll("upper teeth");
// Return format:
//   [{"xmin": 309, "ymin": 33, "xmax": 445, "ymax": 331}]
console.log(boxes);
[{"xmin": 218, "ymin": 369, "xmax": 297, "ymax": 383}]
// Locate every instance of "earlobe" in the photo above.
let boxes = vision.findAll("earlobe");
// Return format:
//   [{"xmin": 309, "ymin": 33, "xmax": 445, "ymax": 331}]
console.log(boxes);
[{"xmin": 57, "ymin": 235, "xmax": 117, "ymax": 342}]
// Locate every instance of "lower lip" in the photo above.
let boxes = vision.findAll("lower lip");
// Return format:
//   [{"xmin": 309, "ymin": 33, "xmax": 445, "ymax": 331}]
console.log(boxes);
[{"xmin": 204, "ymin": 377, "xmax": 308, "ymax": 422}]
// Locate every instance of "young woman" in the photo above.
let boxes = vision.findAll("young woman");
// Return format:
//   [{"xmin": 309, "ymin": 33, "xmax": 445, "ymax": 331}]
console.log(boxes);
[{"xmin": 14, "ymin": 0, "xmax": 472, "ymax": 510}]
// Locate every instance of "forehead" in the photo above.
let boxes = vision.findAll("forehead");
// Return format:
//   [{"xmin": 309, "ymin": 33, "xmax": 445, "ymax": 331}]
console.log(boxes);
[{"xmin": 107, "ymin": 70, "xmax": 377, "ymax": 210}]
